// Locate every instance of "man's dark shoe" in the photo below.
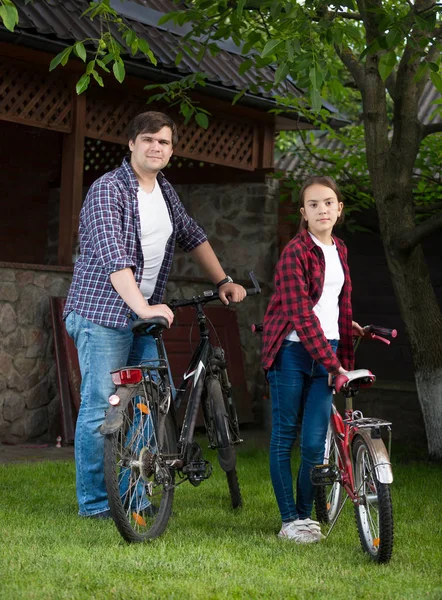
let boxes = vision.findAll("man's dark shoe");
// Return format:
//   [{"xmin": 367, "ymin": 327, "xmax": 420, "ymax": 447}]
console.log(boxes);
[{"xmin": 87, "ymin": 509, "xmax": 112, "ymax": 520}]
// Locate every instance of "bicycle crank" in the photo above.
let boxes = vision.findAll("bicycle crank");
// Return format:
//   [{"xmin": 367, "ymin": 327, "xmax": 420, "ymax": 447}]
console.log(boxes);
[{"xmin": 183, "ymin": 459, "xmax": 213, "ymax": 486}]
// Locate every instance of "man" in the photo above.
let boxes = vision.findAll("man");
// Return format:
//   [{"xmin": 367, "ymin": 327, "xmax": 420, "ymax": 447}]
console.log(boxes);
[{"xmin": 64, "ymin": 111, "xmax": 246, "ymax": 519}]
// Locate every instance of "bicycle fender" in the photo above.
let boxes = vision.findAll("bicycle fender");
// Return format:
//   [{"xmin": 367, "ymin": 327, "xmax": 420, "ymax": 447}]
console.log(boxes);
[
  {"xmin": 100, "ymin": 387, "xmax": 134, "ymax": 436},
  {"xmin": 356, "ymin": 430, "xmax": 393, "ymax": 484}
]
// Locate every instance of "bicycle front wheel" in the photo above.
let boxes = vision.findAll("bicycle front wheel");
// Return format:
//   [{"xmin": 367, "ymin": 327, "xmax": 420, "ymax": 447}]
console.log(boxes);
[
  {"xmin": 104, "ymin": 384, "xmax": 177, "ymax": 542},
  {"xmin": 352, "ymin": 435, "xmax": 394, "ymax": 563},
  {"xmin": 206, "ymin": 376, "xmax": 242, "ymax": 509},
  {"xmin": 314, "ymin": 424, "xmax": 343, "ymax": 524}
]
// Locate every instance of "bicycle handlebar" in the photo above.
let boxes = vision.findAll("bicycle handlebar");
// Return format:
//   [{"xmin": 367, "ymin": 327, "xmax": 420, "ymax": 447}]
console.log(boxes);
[{"xmin": 168, "ymin": 271, "xmax": 261, "ymax": 311}]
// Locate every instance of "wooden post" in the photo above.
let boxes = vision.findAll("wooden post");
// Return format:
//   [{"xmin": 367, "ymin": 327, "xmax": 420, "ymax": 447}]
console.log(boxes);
[{"xmin": 58, "ymin": 87, "xmax": 86, "ymax": 265}]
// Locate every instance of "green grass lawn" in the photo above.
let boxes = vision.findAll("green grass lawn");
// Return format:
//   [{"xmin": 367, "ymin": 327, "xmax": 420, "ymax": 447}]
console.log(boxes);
[{"xmin": 0, "ymin": 441, "xmax": 441, "ymax": 600}]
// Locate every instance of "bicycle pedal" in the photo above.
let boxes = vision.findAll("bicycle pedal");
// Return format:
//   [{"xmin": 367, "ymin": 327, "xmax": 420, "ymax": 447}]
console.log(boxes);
[
  {"xmin": 310, "ymin": 464, "xmax": 340, "ymax": 486},
  {"xmin": 183, "ymin": 459, "xmax": 212, "ymax": 483}
]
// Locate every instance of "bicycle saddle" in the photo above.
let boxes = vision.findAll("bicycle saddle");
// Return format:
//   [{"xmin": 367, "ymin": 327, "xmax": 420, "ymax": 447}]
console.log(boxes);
[
  {"xmin": 131, "ymin": 316, "xmax": 170, "ymax": 335},
  {"xmin": 334, "ymin": 369, "xmax": 376, "ymax": 393}
]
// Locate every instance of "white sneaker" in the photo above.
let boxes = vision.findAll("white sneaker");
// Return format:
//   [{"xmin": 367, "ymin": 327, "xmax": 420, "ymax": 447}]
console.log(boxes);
[
  {"xmin": 278, "ymin": 519, "xmax": 319, "ymax": 543},
  {"xmin": 302, "ymin": 518, "xmax": 325, "ymax": 541}
]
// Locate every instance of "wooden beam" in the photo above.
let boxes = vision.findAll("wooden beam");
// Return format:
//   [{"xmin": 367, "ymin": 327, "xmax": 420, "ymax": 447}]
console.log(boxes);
[
  {"xmin": 58, "ymin": 86, "xmax": 86, "ymax": 265},
  {"xmin": 258, "ymin": 123, "xmax": 275, "ymax": 169}
]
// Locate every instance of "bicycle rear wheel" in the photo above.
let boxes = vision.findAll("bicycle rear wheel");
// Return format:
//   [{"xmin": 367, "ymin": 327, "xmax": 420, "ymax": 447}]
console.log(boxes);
[
  {"xmin": 352, "ymin": 435, "xmax": 394, "ymax": 563},
  {"xmin": 104, "ymin": 384, "xmax": 177, "ymax": 542},
  {"xmin": 206, "ymin": 376, "xmax": 242, "ymax": 509},
  {"xmin": 314, "ymin": 424, "xmax": 343, "ymax": 524}
]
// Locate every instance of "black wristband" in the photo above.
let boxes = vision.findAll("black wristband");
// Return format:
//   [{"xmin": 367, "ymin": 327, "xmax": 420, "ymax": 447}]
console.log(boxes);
[{"xmin": 216, "ymin": 276, "xmax": 233, "ymax": 289}]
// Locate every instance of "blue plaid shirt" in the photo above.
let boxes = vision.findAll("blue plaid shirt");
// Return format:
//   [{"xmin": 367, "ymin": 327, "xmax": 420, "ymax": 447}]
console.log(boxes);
[{"xmin": 64, "ymin": 158, "xmax": 207, "ymax": 328}]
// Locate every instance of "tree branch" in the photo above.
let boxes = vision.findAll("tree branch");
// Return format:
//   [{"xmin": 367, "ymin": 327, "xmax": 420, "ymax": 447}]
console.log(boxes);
[
  {"xmin": 398, "ymin": 212, "xmax": 442, "ymax": 249},
  {"xmin": 335, "ymin": 44, "xmax": 365, "ymax": 93},
  {"xmin": 421, "ymin": 122, "xmax": 442, "ymax": 141}
]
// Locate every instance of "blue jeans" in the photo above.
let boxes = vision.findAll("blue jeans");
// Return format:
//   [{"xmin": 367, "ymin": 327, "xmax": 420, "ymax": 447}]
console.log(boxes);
[
  {"xmin": 268, "ymin": 339, "xmax": 338, "ymax": 522},
  {"xmin": 65, "ymin": 311, "xmax": 159, "ymax": 517}
]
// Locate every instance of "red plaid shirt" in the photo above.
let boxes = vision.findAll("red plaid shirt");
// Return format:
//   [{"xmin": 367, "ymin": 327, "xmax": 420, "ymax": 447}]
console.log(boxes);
[{"xmin": 262, "ymin": 229, "xmax": 354, "ymax": 374}]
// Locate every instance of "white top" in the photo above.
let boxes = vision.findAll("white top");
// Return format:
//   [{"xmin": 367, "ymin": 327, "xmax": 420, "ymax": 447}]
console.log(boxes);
[
  {"xmin": 286, "ymin": 232, "xmax": 344, "ymax": 342},
  {"xmin": 138, "ymin": 181, "xmax": 173, "ymax": 300}
]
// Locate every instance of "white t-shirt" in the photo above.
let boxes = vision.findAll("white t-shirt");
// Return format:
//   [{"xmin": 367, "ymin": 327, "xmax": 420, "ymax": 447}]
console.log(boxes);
[
  {"xmin": 138, "ymin": 181, "xmax": 173, "ymax": 300},
  {"xmin": 286, "ymin": 232, "xmax": 344, "ymax": 342}
]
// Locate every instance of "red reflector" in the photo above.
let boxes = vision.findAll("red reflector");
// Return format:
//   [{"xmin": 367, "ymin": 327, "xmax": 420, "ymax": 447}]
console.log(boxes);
[{"xmin": 111, "ymin": 368, "xmax": 143, "ymax": 385}]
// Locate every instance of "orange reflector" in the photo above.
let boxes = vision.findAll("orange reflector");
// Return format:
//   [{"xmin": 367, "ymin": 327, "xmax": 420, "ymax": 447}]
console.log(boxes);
[
  {"xmin": 137, "ymin": 403, "xmax": 149, "ymax": 414},
  {"xmin": 326, "ymin": 502, "xmax": 331, "ymax": 510},
  {"xmin": 373, "ymin": 537, "xmax": 380, "ymax": 547},
  {"xmin": 132, "ymin": 512, "xmax": 147, "ymax": 527}
]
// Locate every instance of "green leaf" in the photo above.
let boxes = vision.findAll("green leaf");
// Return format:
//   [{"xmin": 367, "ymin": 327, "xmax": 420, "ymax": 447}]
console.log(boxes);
[
  {"xmin": 138, "ymin": 38, "xmax": 157, "ymax": 65},
  {"xmin": 86, "ymin": 60, "xmax": 95, "ymax": 75},
  {"xmin": 275, "ymin": 61, "xmax": 290, "ymax": 85},
  {"xmin": 76, "ymin": 73, "xmax": 90, "ymax": 95},
  {"xmin": 236, "ymin": 0, "xmax": 246, "ymax": 18},
  {"xmin": 92, "ymin": 70, "xmax": 104, "ymax": 87},
  {"xmin": 430, "ymin": 72, "xmax": 442, "ymax": 95},
  {"xmin": 413, "ymin": 61, "xmax": 428, "ymax": 83},
  {"xmin": 0, "ymin": 3, "xmax": 18, "ymax": 32},
  {"xmin": 386, "ymin": 28, "xmax": 403, "ymax": 49},
  {"xmin": 261, "ymin": 39, "xmax": 283, "ymax": 58},
  {"xmin": 239, "ymin": 58, "xmax": 253, "ymax": 76},
  {"xmin": 232, "ymin": 88, "xmax": 247, "ymax": 106},
  {"xmin": 125, "ymin": 29, "xmax": 136, "ymax": 46},
  {"xmin": 175, "ymin": 51, "xmax": 183, "ymax": 66},
  {"xmin": 113, "ymin": 60, "xmax": 125, "ymax": 83},
  {"xmin": 96, "ymin": 59, "xmax": 110, "ymax": 73},
  {"xmin": 74, "ymin": 42, "xmax": 87, "ymax": 62},
  {"xmin": 49, "ymin": 47, "xmax": 73, "ymax": 71},
  {"xmin": 195, "ymin": 112, "xmax": 209, "ymax": 129},
  {"xmin": 378, "ymin": 50, "xmax": 397, "ymax": 81},
  {"xmin": 428, "ymin": 62, "xmax": 439, "ymax": 73}
]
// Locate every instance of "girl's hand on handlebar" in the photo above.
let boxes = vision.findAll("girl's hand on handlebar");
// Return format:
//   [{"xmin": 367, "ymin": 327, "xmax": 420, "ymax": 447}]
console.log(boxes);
[
  {"xmin": 352, "ymin": 320, "xmax": 365, "ymax": 337},
  {"xmin": 328, "ymin": 367, "xmax": 347, "ymax": 387},
  {"xmin": 219, "ymin": 283, "xmax": 247, "ymax": 305}
]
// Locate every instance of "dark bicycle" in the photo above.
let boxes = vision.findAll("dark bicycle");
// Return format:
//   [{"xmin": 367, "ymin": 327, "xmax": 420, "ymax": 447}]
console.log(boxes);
[{"xmin": 100, "ymin": 272, "xmax": 261, "ymax": 542}]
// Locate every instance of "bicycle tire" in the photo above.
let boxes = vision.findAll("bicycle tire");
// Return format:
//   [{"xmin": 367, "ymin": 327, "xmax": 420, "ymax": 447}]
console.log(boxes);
[
  {"xmin": 206, "ymin": 376, "xmax": 242, "ymax": 509},
  {"xmin": 352, "ymin": 435, "xmax": 394, "ymax": 563},
  {"xmin": 104, "ymin": 384, "xmax": 177, "ymax": 543},
  {"xmin": 314, "ymin": 424, "xmax": 343, "ymax": 524}
]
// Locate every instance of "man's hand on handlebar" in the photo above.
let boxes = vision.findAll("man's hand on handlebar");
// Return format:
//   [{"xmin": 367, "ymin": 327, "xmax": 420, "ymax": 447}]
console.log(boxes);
[
  {"xmin": 138, "ymin": 303, "xmax": 174, "ymax": 327},
  {"xmin": 218, "ymin": 282, "xmax": 247, "ymax": 305}
]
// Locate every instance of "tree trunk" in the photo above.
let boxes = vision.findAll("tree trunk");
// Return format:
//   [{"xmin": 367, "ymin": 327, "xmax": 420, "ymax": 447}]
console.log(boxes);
[
  {"xmin": 361, "ymin": 49, "xmax": 442, "ymax": 459},
  {"xmin": 366, "ymin": 141, "xmax": 442, "ymax": 460}
]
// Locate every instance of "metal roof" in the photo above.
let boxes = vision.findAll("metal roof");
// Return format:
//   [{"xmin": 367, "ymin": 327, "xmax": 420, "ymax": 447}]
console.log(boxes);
[
  {"xmin": 1, "ymin": 0, "xmax": 349, "ymax": 127},
  {"xmin": 5, "ymin": 0, "xmax": 301, "ymax": 100}
]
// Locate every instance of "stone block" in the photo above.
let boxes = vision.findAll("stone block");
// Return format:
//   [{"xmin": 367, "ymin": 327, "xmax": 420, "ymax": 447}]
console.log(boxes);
[
  {"xmin": 24, "ymin": 406, "xmax": 49, "ymax": 440},
  {"xmin": 26, "ymin": 380, "xmax": 50, "ymax": 410},
  {"xmin": 2, "ymin": 328, "xmax": 24, "ymax": 354},
  {"xmin": 7, "ymin": 367, "xmax": 28, "ymax": 393},
  {"xmin": 0, "ymin": 302, "xmax": 17, "ymax": 335},
  {"xmin": 34, "ymin": 274, "xmax": 49, "ymax": 288},
  {"xmin": 0, "ymin": 352, "xmax": 12, "ymax": 378},
  {"xmin": 0, "ymin": 268, "xmax": 16, "ymax": 282},
  {"xmin": 0, "ymin": 282, "xmax": 19, "ymax": 303},
  {"xmin": 13, "ymin": 357, "xmax": 37, "ymax": 378},
  {"xmin": 25, "ymin": 329, "xmax": 48, "ymax": 359},
  {"xmin": 2, "ymin": 390, "xmax": 24, "ymax": 422},
  {"xmin": 15, "ymin": 271, "xmax": 34, "ymax": 286}
]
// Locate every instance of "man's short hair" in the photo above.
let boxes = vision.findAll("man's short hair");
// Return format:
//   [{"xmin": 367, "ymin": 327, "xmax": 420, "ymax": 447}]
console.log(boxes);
[{"xmin": 127, "ymin": 111, "xmax": 178, "ymax": 146}]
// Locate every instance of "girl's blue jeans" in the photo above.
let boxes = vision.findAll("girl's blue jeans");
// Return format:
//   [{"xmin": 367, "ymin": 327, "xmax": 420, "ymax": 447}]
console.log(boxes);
[
  {"xmin": 267, "ymin": 339, "xmax": 338, "ymax": 522},
  {"xmin": 65, "ymin": 311, "xmax": 159, "ymax": 517}
]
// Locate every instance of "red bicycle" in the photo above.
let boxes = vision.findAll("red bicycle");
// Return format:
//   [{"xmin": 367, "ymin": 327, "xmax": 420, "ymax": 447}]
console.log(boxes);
[{"xmin": 312, "ymin": 325, "xmax": 397, "ymax": 563}]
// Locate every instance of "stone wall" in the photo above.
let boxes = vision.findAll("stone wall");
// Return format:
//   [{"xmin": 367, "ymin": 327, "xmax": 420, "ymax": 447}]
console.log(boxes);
[
  {"xmin": 0, "ymin": 180, "xmax": 279, "ymax": 443},
  {"xmin": 0, "ymin": 266, "xmax": 72, "ymax": 443}
]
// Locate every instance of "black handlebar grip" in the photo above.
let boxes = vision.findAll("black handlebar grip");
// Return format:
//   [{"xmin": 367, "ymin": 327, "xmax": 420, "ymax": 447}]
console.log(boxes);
[{"xmin": 365, "ymin": 325, "xmax": 397, "ymax": 338}]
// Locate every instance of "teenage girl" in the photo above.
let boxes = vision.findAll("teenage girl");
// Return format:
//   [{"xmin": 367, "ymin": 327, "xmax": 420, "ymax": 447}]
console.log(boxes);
[{"xmin": 262, "ymin": 175, "xmax": 364, "ymax": 543}]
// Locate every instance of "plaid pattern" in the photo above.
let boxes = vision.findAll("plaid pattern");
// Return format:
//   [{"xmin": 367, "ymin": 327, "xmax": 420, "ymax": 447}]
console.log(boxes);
[
  {"xmin": 64, "ymin": 158, "xmax": 207, "ymax": 328},
  {"xmin": 262, "ymin": 229, "xmax": 354, "ymax": 374}
]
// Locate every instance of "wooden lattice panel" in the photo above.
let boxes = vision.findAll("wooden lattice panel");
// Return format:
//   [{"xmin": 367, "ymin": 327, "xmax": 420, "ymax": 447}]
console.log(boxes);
[
  {"xmin": 0, "ymin": 57, "xmax": 72, "ymax": 132},
  {"xmin": 86, "ymin": 87, "xmax": 257, "ymax": 171},
  {"xmin": 176, "ymin": 118, "xmax": 255, "ymax": 170}
]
